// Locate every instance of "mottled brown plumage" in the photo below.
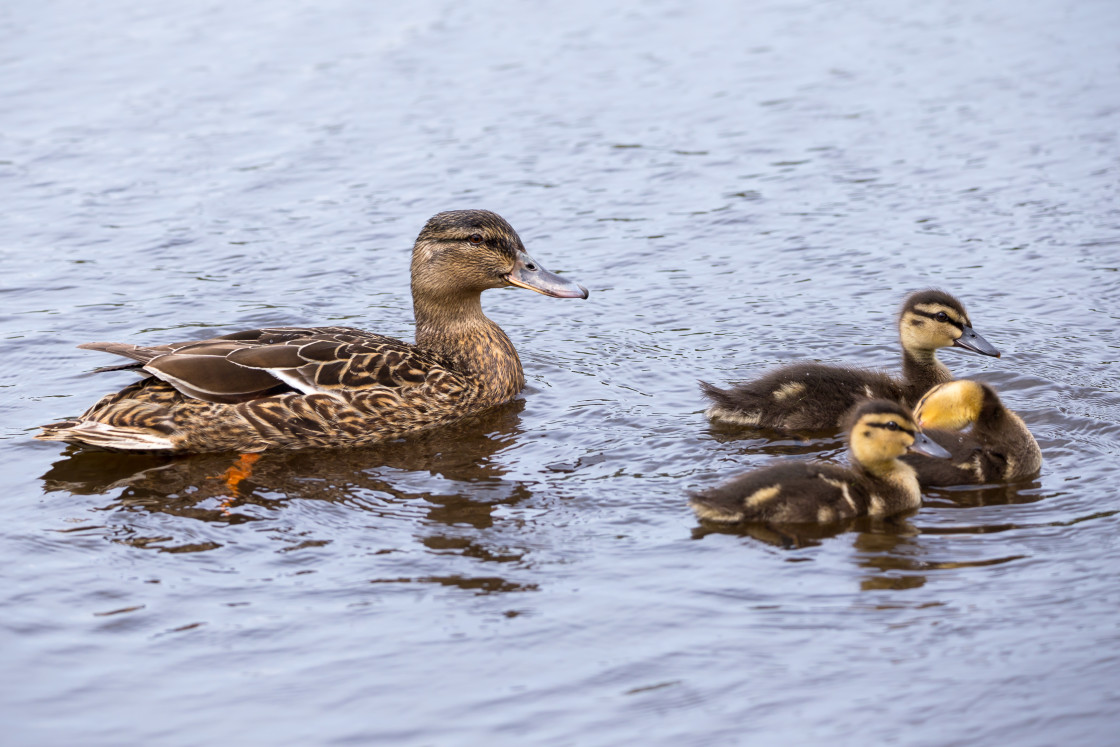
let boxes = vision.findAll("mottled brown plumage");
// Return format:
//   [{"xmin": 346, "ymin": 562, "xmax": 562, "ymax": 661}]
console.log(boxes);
[
  {"xmin": 690, "ymin": 400, "xmax": 951, "ymax": 525},
  {"xmin": 37, "ymin": 210, "xmax": 588, "ymax": 452},
  {"xmin": 903, "ymin": 380, "xmax": 1042, "ymax": 486},
  {"xmin": 701, "ymin": 289, "xmax": 1000, "ymax": 433}
]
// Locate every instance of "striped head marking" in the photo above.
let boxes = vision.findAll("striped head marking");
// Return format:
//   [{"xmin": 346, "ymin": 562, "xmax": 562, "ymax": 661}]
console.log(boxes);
[
  {"xmin": 849, "ymin": 402, "xmax": 920, "ymax": 466},
  {"xmin": 899, "ymin": 290, "xmax": 970, "ymax": 352},
  {"xmin": 412, "ymin": 209, "xmax": 586, "ymax": 300},
  {"xmin": 846, "ymin": 399, "xmax": 949, "ymax": 466},
  {"xmin": 899, "ymin": 289, "xmax": 999, "ymax": 357},
  {"xmin": 412, "ymin": 210, "xmax": 527, "ymax": 295}
]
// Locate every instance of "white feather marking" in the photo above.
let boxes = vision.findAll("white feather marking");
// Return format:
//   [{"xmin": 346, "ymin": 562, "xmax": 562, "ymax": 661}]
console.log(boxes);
[
  {"xmin": 143, "ymin": 365, "xmax": 194, "ymax": 393},
  {"xmin": 269, "ymin": 369, "xmax": 349, "ymax": 401},
  {"xmin": 65, "ymin": 422, "xmax": 175, "ymax": 450},
  {"xmin": 690, "ymin": 499, "xmax": 744, "ymax": 523},
  {"xmin": 745, "ymin": 485, "xmax": 781, "ymax": 508},
  {"xmin": 705, "ymin": 406, "xmax": 762, "ymax": 427},
  {"xmin": 820, "ymin": 475, "xmax": 857, "ymax": 515},
  {"xmin": 269, "ymin": 368, "xmax": 320, "ymax": 395},
  {"xmin": 868, "ymin": 494, "xmax": 887, "ymax": 516},
  {"xmin": 773, "ymin": 381, "xmax": 806, "ymax": 402}
]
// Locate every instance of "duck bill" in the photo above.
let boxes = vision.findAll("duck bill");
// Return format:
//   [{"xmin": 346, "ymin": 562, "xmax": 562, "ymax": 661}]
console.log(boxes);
[
  {"xmin": 505, "ymin": 251, "xmax": 589, "ymax": 299},
  {"xmin": 953, "ymin": 325, "xmax": 1000, "ymax": 357},
  {"xmin": 909, "ymin": 432, "xmax": 951, "ymax": 459}
]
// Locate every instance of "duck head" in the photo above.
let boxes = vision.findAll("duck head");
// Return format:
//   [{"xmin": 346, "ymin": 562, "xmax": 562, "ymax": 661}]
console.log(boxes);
[
  {"xmin": 847, "ymin": 399, "xmax": 951, "ymax": 468},
  {"xmin": 411, "ymin": 210, "xmax": 588, "ymax": 300},
  {"xmin": 898, "ymin": 289, "xmax": 1000, "ymax": 358}
]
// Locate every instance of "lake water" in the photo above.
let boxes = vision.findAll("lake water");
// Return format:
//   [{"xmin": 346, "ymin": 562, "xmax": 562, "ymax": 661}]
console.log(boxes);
[{"xmin": 3, "ymin": 0, "xmax": 1119, "ymax": 744}]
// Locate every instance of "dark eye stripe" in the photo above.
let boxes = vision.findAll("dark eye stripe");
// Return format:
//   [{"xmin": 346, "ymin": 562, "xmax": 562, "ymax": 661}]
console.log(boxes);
[
  {"xmin": 912, "ymin": 310, "xmax": 964, "ymax": 330},
  {"xmin": 867, "ymin": 421, "xmax": 916, "ymax": 436}
]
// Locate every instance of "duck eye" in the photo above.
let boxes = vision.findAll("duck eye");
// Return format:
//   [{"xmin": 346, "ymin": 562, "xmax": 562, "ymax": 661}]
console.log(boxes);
[
  {"xmin": 885, "ymin": 421, "xmax": 899, "ymax": 431},
  {"xmin": 934, "ymin": 311, "xmax": 950, "ymax": 322},
  {"xmin": 468, "ymin": 233, "xmax": 484, "ymax": 245}
]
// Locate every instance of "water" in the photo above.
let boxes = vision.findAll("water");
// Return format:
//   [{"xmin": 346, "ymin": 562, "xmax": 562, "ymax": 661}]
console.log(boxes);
[{"xmin": 3, "ymin": 0, "xmax": 1119, "ymax": 744}]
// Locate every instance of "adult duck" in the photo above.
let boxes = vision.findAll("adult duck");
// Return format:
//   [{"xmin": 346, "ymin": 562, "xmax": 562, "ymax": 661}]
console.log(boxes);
[
  {"xmin": 37, "ymin": 210, "xmax": 588, "ymax": 452},
  {"xmin": 701, "ymin": 289, "xmax": 1000, "ymax": 433}
]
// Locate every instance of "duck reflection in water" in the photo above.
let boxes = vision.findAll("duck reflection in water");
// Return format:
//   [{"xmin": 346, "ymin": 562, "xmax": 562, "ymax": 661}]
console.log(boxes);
[
  {"xmin": 40, "ymin": 400, "xmax": 539, "ymax": 591},
  {"xmin": 692, "ymin": 513, "xmax": 921, "ymax": 551},
  {"xmin": 41, "ymin": 399, "xmax": 526, "ymax": 516}
]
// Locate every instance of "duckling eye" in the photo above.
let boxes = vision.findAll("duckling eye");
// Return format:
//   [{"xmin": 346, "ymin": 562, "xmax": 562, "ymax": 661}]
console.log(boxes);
[
  {"xmin": 885, "ymin": 421, "xmax": 900, "ymax": 431},
  {"xmin": 934, "ymin": 311, "xmax": 950, "ymax": 322},
  {"xmin": 468, "ymin": 233, "xmax": 484, "ymax": 245}
]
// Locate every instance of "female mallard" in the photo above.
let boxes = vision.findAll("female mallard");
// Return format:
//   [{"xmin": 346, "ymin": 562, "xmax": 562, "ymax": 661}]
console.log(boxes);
[
  {"xmin": 689, "ymin": 399, "xmax": 950, "ymax": 525},
  {"xmin": 37, "ymin": 210, "xmax": 588, "ymax": 453},
  {"xmin": 700, "ymin": 289, "xmax": 1000, "ymax": 432},
  {"xmin": 904, "ymin": 379, "xmax": 1042, "ymax": 486}
]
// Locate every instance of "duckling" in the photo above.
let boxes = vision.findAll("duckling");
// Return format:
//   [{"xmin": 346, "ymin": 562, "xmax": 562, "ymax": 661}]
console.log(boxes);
[
  {"xmin": 36, "ymin": 210, "xmax": 588, "ymax": 453},
  {"xmin": 903, "ymin": 379, "xmax": 1042, "ymax": 486},
  {"xmin": 689, "ymin": 399, "xmax": 950, "ymax": 525},
  {"xmin": 701, "ymin": 289, "xmax": 1000, "ymax": 433}
]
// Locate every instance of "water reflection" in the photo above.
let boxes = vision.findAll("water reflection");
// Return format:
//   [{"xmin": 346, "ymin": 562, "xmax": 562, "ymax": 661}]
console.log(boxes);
[
  {"xmin": 40, "ymin": 400, "xmax": 525, "ymax": 503},
  {"xmin": 691, "ymin": 511, "xmax": 921, "ymax": 547},
  {"xmin": 38, "ymin": 401, "xmax": 540, "ymax": 591},
  {"xmin": 370, "ymin": 574, "xmax": 538, "ymax": 595},
  {"xmin": 705, "ymin": 425, "xmax": 846, "ymax": 457},
  {"xmin": 922, "ymin": 481, "xmax": 1047, "ymax": 508},
  {"xmin": 690, "ymin": 495, "xmax": 1050, "ymax": 592}
]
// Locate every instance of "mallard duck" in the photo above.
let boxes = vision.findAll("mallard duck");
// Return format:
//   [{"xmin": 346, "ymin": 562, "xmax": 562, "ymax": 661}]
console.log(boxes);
[
  {"xmin": 700, "ymin": 289, "xmax": 1000, "ymax": 432},
  {"xmin": 903, "ymin": 379, "xmax": 1042, "ymax": 486},
  {"xmin": 690, "ymin": 399, "xmax": 950, "ymax": 524},
  {"xmin": 37, "ymin": 210, "xmax": 588, "ymax": 453}
]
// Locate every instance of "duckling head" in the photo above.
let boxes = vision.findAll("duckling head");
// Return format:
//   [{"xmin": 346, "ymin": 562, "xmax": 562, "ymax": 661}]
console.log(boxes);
[
  {"xmin": 914, "ymin": 379, "xmax": 995, "ymax": 431},
  {"xmin": 411, "ymin": 210, "xmax": 588, "ymax": 301},
  {"xmin": 846, "ymin": 399, "xmax": 950, "ymax": 469},
  {"xmin": 898, "ymin": 289, "xmax": 1000, "ymax": 359}
]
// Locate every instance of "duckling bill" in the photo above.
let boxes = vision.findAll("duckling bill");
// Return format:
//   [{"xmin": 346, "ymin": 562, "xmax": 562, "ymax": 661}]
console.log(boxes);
[
  {"xmin": 37, "ymin": 210, "xmax": 588, "ymax": 453},
  {"xmin": 690, "ymin": 399, "xmax": 950, "ymax": 526},
  {"xmin": 904, "ymin": 379, "xmax": 1042, "ymax": 486},
  {"xmin": 701, "ymin": 289, "xmax": 1000, "ymax": 433}
]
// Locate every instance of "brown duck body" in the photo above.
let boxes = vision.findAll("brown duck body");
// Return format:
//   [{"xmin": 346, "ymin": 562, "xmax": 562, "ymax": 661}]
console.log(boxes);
[
  {"xmin": 903, "ymin": 381, "xmax": 1042, "ymax": 486},
  {"xmin": 37, "ymin": 210, "xmax": 587, "ymax": 453},
  {"xmin": 53, "ymin": 324, "xmax": 521, "ymax": 452},
  {"xmin": 690, "ymin": 400, "xmax": 951, "ymax": 525},
  {"xmin": 701, "ymin": 289, "xmax": 1000, "ymax": 433}
]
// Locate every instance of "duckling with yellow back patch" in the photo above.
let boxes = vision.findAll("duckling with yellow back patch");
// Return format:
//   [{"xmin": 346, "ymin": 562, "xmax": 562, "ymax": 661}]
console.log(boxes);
[
  {"xmin": 690, "ymin": 399, "xmax": 951, "ymax": 525},
  {"xmin": 701, "ymin": 290, "xmax": 1000, "ymax": 433},
  {"xmin": 904, "ymin": 379, "xmax": 1042, "ymax": 486}
]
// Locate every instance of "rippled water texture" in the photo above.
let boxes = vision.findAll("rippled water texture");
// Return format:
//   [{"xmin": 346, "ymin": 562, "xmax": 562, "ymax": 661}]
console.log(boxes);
[{"xmin": 3, "ymin": 0, "xmax": 1119, "ymax": 744}]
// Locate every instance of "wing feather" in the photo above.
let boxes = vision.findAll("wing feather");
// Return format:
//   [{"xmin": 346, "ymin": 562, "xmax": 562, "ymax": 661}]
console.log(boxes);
[{"xmin": 80, "ymin": 326, "xmax": 466, "ymax": 404}]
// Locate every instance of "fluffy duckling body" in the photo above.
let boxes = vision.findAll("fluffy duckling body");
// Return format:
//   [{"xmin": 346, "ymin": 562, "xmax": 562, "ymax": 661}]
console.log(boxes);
[
  {"xmin": 904, "ymin": 380, "xmax": 1042, "ymax": 486},
  {"xmin": 690, "ymin": 400, "xmax": 950, "ymax": 525},
  {"xmin": 37, "ymin": 210, "xmax": 588, "ymax": 453},
  {"xmin": 701, "ymin": 290, "xmax": 1000, "ymax": 433}
]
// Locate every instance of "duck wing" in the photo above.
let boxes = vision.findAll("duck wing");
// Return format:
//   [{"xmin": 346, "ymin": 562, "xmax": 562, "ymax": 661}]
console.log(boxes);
[{"xmin": 79, "ymin": 326, "xmax": 460, "ymax": 405}]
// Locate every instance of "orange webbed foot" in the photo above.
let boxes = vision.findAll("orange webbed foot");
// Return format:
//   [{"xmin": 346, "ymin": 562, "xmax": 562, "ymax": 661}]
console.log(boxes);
[{"xmin": 215, "ymin": 453, "xmax": 262, "ymax": 513}]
